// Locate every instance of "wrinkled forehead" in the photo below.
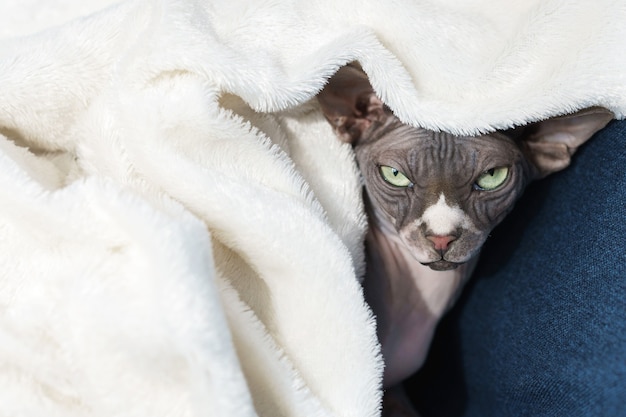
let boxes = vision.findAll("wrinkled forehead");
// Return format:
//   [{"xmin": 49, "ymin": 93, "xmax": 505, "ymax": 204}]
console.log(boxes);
[{"xmin": 360, "ymin": 122, "xmax": 520, "ymax": 162}]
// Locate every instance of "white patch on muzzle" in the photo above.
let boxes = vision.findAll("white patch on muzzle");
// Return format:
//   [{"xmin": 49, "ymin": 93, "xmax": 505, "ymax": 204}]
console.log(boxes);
[{"xmin": 420, "ymin": 193, "xmax": 473, "ymax": 235}]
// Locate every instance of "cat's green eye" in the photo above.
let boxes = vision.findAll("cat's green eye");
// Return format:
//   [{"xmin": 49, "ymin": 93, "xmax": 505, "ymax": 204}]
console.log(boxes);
[
  {"xmin": 475, "ymin": 167, "xmax": 509, "ymax": 191},
  {"xmin": 379, "ymin": 165, "xmax": 412, "ymax": 187}
]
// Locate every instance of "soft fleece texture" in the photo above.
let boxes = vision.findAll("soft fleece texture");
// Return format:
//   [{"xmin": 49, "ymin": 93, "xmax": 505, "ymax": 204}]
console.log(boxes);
[{"xmin": 0, "ymin": 1, "xmax": 624, "ymax": 416}]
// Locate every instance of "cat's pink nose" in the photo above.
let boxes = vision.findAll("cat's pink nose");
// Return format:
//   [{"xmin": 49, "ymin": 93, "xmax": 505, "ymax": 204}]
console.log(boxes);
[{"xmin": 427, "ymin": 235, "xmax": 457, "ymax": 251}]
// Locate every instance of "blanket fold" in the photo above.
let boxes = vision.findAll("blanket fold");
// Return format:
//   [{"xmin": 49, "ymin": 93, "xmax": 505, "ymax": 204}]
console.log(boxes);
[{"xmin": 1, "ymin": 0, "xmax": 624, "ymax": 415}]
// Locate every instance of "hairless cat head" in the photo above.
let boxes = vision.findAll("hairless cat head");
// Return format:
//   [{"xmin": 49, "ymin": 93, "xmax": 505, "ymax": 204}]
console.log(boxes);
[{"xmin": 318, "ymin": 65, "xmax": 613, "ymax": 271}]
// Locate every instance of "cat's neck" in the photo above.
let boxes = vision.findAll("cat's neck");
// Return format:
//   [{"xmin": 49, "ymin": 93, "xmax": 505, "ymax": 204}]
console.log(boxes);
[{"xmin": 363, "ymin": 202, "xmax": 475, "ymax": 386}]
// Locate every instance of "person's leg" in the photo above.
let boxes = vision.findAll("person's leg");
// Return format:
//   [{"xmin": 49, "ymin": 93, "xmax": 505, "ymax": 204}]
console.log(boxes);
[{"xmin": 408, "ymin": 119, "xmax": 626, "ymax": 417}]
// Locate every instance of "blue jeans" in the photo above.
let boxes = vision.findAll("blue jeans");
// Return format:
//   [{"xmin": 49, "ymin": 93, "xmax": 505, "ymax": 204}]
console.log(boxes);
[{"xmin": 408, "ymin": 119, "xmax": 626, "ymax": 416}]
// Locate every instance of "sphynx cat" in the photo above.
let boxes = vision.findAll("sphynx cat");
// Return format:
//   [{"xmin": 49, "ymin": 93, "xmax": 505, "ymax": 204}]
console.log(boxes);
[{"xmin": 317, "ymin": 65, "xmax": 613, "ymax": 415}]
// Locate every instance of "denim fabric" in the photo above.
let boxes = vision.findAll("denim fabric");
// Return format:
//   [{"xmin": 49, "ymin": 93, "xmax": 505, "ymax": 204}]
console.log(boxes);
[{"xmin": 408, "ymin": 120, "xmax": 626, "ymax": 417}]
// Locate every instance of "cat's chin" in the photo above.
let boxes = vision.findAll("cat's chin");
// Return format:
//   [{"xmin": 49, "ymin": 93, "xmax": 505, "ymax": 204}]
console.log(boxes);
[{"xmin": 421, "ymin": 260, "xmax": 461, "ymax": 271}]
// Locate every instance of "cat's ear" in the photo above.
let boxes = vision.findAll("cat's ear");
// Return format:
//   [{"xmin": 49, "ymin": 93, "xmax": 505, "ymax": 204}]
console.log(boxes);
[
  {"xmin": 518, "ymin": 107, "xmax": 614, "ymax": 178},
  {"xmin": 317, "ymin": 65, "xmax": 388, "ymax": 144}
]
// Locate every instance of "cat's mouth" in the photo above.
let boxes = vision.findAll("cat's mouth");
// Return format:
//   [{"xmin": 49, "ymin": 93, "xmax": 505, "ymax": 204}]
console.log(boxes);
[{"xmin": 421, "ymin": 260, "xmax": 461, "ymax": 271}]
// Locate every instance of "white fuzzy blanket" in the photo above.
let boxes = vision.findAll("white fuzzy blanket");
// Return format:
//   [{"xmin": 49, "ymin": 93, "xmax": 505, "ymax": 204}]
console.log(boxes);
[{"xmin": 0, "ymin": 1, "xmax": 624, "ymax": 416}]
